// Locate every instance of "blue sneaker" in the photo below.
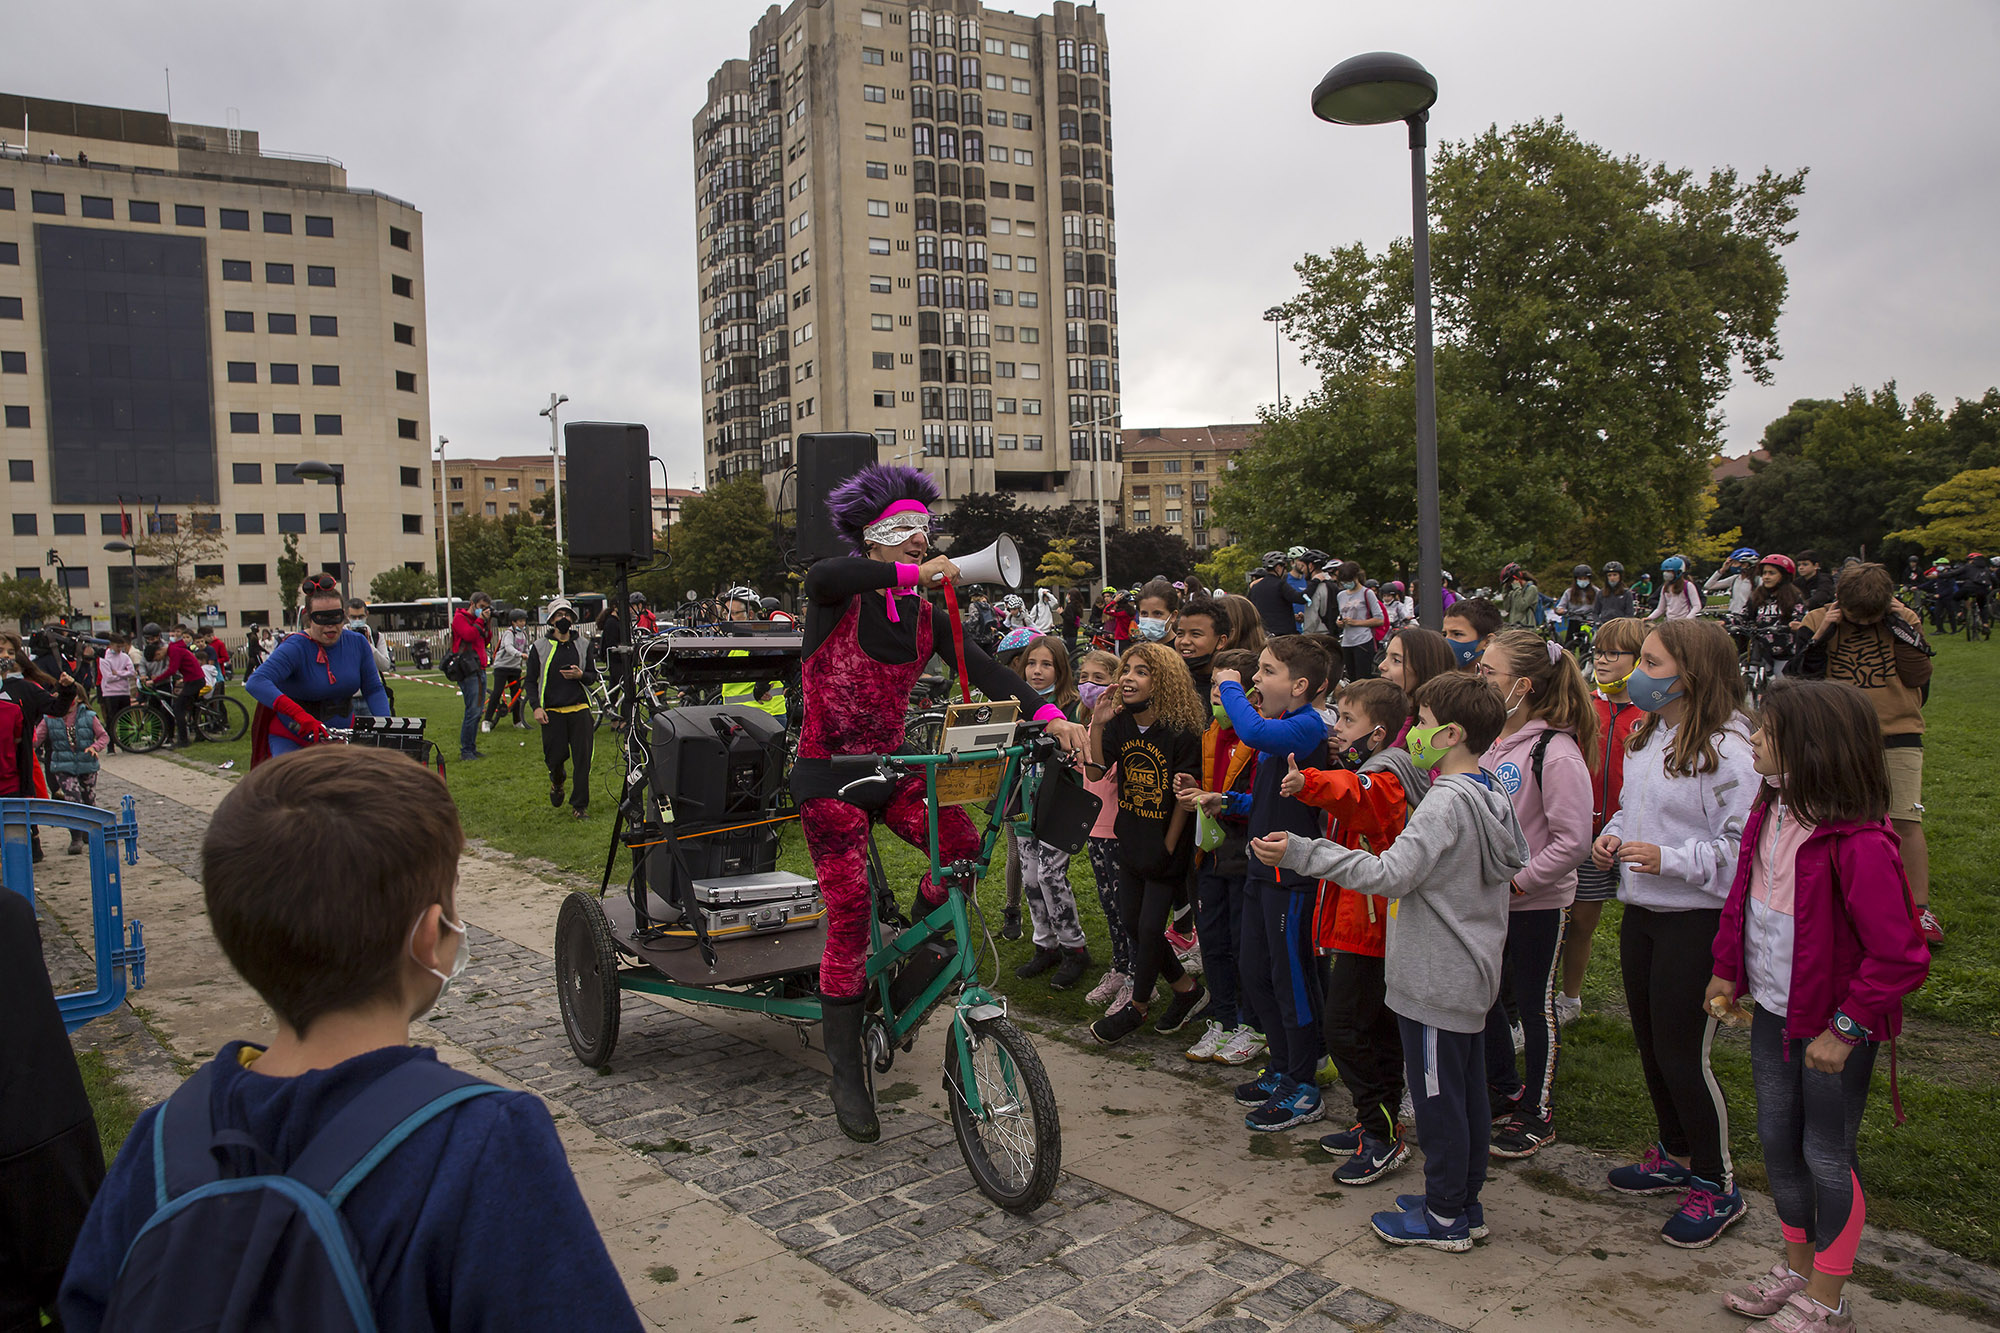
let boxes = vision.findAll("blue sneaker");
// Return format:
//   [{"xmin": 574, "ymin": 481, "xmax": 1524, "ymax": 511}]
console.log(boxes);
[
  {"xmin": 1396, "ymin": 1194, "xmax": 1488, "ymax": 1240},
  {"xmin": 1372, "ymin": 1203, "xmax": 1473, "ymax": 1252},
  {"xmin": 1319, "ymin": 1122, "xmax": 1365, "ymax": 1155},
  {"xmin": 1608, "ymin": 1142, "xmax": 1696, "ymax": 1196},
  {"xmin": 1661, "ymin": 1177, "xmax": 1747, "ymax": 1249},
  {"xmin": 1246, "ymin": 1081, "xmax": 1324, "ymax": 1131},
  {"xmin": 1235, "ymin": 1071, "xmax": 1286, "ymax": 1107},
  {"xmin": 1333, "ymin": 1132, "xmax": 1408, "ymax": 1186}
]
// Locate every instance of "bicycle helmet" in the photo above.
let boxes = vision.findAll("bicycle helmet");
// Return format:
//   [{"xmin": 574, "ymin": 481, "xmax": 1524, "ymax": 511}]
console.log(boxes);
[
  {"xmin": 1286, "ymin": 545, "xmax": 1308, "ymax": 561},
  {"xmin": 1499, "ymin": 562, "xmax": 1523, "ymax": 581},
  {"xmin": 1573, "ymin": 564, "xmax": 1593, "ymax": 579},
  {"xmin": 1439, "ymin": 570, "xmax": 1455, "ymax": 584},
  {"xmin": 723, "ymin": 585, "xmax": 759, "ymax": 604},
  {"xmin": 1661, "ymin": 556, "xmax": 1686, "ymax": 573},
  {"xmin": 995, "ymin": 626, "xmax": 1038, "ymax": 655},
  {"xmin": 1970, "ymin": 551, "xmax": 1986, "ymax": 561},
  {"xmin": 1603, "ymin": 560, "xmax": 1624, "ymax": 575},
  {"xmin": 1365, "ymin": 578, "xmax": 1380, "ymax": 589},
  {"xmin": 1730, "ymin": 547, "xmax": 1759, "ymax": 562},
  {"xmin": 1386, "ymin": 580, "xmax": 1405, "ymax": 593},
  {"xmin": 1306, "ymin": 549, "xmax": 1329, "ymax": 567},
  {"xmin": 628, "ymin": 590, "xmax": 648, "ymax": 604},
  {"xmin": 1757, "ymin": 554, "xmax": 1796, "ymax": 579},
  {"xmin": 1262, "ymin": 550, "xmax": 1287, "ymax": 570}
]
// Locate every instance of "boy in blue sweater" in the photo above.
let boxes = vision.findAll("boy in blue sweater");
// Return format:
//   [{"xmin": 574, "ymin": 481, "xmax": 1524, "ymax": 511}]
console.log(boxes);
[
  {"xmin": 1216, "ymin": 637, "xmax": 1335, "ymax": 1130},
  {"xmin": 59, "ymin": 746, "xmax": 641, "ymax": 1332}
]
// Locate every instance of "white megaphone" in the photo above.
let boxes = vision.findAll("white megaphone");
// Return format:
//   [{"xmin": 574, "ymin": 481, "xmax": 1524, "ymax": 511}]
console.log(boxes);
[{"xmin": 947, "ymin": 535, "xmax": 1023, "ymax": 588}]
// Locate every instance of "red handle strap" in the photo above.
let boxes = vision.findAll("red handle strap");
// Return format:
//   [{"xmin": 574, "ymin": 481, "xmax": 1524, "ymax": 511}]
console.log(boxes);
[{"xmin": 938, "ymin": 578, "xmax": 973, "ymax": 704}]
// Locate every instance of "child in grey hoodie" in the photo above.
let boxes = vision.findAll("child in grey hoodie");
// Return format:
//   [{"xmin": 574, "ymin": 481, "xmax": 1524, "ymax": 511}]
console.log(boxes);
[{"xmin": 1255, "ymin": 673, "xmax": 1526, "ymax": 1253}]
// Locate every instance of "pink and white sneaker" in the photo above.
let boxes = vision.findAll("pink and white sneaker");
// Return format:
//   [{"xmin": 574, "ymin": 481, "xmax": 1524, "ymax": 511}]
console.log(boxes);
[
  {"xmin": 1724, "ymin": 1262, "xmax": 1808, "ymax": 1318},
  {"xmin": 1918, "ymin": 907, "xmax": 1944, "ymax": 947},
  {"xmin": 1766, "ymin": 1292, "xmax": 1855, "ymax": 1331},
  {"xmin": 1085, "ymin": 970, "xmax": 1127, "ymax": 1007}
]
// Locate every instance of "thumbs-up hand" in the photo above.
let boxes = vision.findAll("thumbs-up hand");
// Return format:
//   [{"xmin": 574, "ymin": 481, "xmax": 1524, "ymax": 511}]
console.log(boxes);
[{"xmin": 1279, "ymin": 753, "xmax": 1306, "ymax": 798}]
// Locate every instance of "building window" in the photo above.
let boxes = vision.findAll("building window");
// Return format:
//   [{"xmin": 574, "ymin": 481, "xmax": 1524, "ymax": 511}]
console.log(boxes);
[
  {"xmin": 308, "ymin": 364, "xmax": 338, "ymax": 387},
  {"xmin": 484, "ymin": 502, "xmax": 497, "ymax": 516},
  {"xmin": 263, "ymin": 211, "xmax": 293, "ymax": 234},
  {"xmin": 238, "ymin": 562, "xmax": 268, "ymax": 582},
  {"xmin": 228, "ymin": 411, "xmax": 258, "ymax": 434},
  {"xmin": 393, "ymin": 323, "xmax": 414, "ymax": 344},
  {"xmin": 277, "ymin": 513, "xmax": 306, "ymax": 534},
  {"xmin": 4, "ymin": 460, "xmax": 29, "ymax": 481},
  {"xmin": 221, "ymin": 208, "xmax": 249, "ymax": 230},
  {"xmin": 402, "ymin": 513, "xmax": 423, "ymax": 534},
  {"xmin": 318, "ymin": 512, "xmax": 343, "ymax": 534},
  {"xmin": 273, "ymin": 413, "xmax": 301, "ymax": 435},
  {"xmin": 307, "ymin": 265, "xmax": 335, "ymax": 288},
  {"xmin": 864, "ymin": 122, "xmax": 888, "ymax": 141},
  {"xmin": 873, "ymin": 391, "xmax": 895, "ymax": 408},
  {"xmin": 396, "ymin": 370, "xmax": 416, "ymax": 392},
  {"xmin": 1011, "ymin": 77, "xmax": 1032, "ymax": 94},
  {"xmin": 266, "ymin": 262, "xmax": 294, "ymax": 284},
  {"xmin": 306, "ymin": 215, "xmax": 334, "ymax": 237},
  {"xmin": 865, "ymin": 160, "xmax": 888, "ymax": 180},
  {"xmin": 2, "ymin": 405, "xmax": 27, "ymax": 428},
  {"xmin": 175, "ymin": 203, "xmax": 205, "ymax": 227},
  {"xmin": 861, "ymin": 6, "xmax": 883, "ymax": 24},
  {"xmin": 232, "ymin": 462, "xmax": 262, "ymax": 484},
  {"xmin": 872, "ymin": 351, "xmax": 894, "ymax": 370},
  {"xmin": 390, "ymin": 226, "xmax": 411, "ymax": 249},
  {"xmin": 269, "ymin": 312, "xmax": 297, "ymax": 334},
  {"xmin": 871, "ymin": 313, "xmax": 894, "ymax": 331},
  {"xmin": 1132, "ymin": 510, "xmax": 1149, "ymax": 526},
  {"xmin": 52, "ymin": 513, "xmax": 85, "ymax": 536},
  {"xmin": 221, "ymin": 260, "xmax": 251, "ymax": 282},
  {"xmin": 1164, "ymin": 459, "xmax": 1182, "ymax": 473},
  {"xmin": 12, "ymin": 514, "xmax": 36, "ymax": 535},
  {"xmin": 862, "ymin": 47, "xmax": 884, "ymax": 64},
  {"xmin": 0, "ymin": 352, "xmax": 22, "ymax": 372},
  {"xmin": 270, "ymin": 362, "xmax": 299, "ymax": 384},
  {"xmin": 0, "ymin": 298, "xmax": 14, "ymax": 321},
  {"xmin": 223, "ymin": 309, "xmax": 253, "ymax": 332},
  {"xmin": 401, "ymin": 466, "xmax": 421, "ymax": 488},
  {"xmin": 868, "ymin": 236, "xmax": 892, "ymax": 255},
  {"xmin": 81, "ymin": 195, "xmax": 114, "ymax": 219},
  {"xmin": 312, "ymin": 316, "xmax": 340, "ymax": 337},
  {"xmin": 391, "ymin": 274, "xmax": 413, "ymax": 297},
  {"xmin": 313, "ymin": 414, "xmax": 342, "ymax": 435},
  {"xmin": 31, "ymin": 191, "xmax": 65, "ymax": 215},
  {"xmin": 227, "ymin": 361, "xmax": 256, "ymax": 384},
  {"xmin": 236, "ymin": 514, "xmax": 266, "ymax": 535},
  {"xmin": 863, "ymin": 85, "xmax": 886, "ymax": 102},
  {"xmin": 398, "ymin": 418, "xmax": 419, "ymax": 439}
]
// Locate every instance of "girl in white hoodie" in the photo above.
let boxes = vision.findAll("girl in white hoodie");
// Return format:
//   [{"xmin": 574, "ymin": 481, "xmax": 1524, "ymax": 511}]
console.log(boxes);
[{"xmin": 1593, "ymin": 618, "xmax": 1759, "ymax": 1250}]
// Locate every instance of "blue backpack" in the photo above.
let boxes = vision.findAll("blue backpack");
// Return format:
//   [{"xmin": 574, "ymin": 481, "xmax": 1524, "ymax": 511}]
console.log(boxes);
[{"xmin": 101, "ymin": 1057, "xmax": 501, "ymax": 1331}]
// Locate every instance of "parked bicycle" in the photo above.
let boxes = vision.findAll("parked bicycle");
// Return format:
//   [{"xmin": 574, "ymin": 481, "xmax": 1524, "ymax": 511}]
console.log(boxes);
[{"xmin": 111, "ymin": 679, "xmax": 248, "ymax": 752}]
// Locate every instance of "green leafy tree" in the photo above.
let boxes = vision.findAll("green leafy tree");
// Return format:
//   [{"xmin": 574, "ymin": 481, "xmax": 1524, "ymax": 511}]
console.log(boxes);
[
  {"xmin": 486, "ymin": 522, "xmax": 563, "ymax": 608},
  {"xmin": 1105, "ymin": 526, "xmax": 1194, "ymax": 588},
  {"xmin": 936, "ymin": 491, "xmax": 1055, "ymax": 581},
  {"xmin": 277, "ymin": 533, "xmax": 308, "ymax": 613},
  {"xmin": 1195, "ymin": 543, "xmax": 1257, "ymax": 594},
  {"xmin": 1035, "ymin": 537, "xmax": 1092, "ymax": 590},
  {"xmin": 369, "ymin": 565, "xmax": 438, "ymax": 602},
  {"xmin": 0, "ymin": 575, "xmax": 64, "ymax": 626},
  {"xmin": 1888, "ymin": 467, "xmax": 2000, "ymax": 556},
  {"xmin": 135, "ymin": 505, "xmax": 229, "ymax": 626},
  {"xmin": 1229, "ymin": 117, "xmax": 1805, "ymax": 577},
  {"xmin": 667, "ymin": 474, "xmax": 783, "ymax": 597}
]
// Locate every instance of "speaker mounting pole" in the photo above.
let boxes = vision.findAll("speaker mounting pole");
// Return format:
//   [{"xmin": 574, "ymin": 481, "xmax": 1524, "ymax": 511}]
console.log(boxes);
[{"xmin": 540, "ymin": 393, "xmax": 571, "ymax": 596}]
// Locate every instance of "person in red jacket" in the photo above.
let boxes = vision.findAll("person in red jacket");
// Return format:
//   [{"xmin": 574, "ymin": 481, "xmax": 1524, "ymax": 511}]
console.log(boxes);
[
  {"xmin": 450, "ymin": 593, "xmax": 493, "ymax": 761},
  {"xmin": 1708, "ymin": 680, "xmax": 1929, "ymax": 1330},
  {"xmin": 163, "ymin": 624, "xmax": 209, "ymax": 748},
  {"xmin": 1560, "ymin": 615, "xmax": 1647, "ymax": 1023},
  {"xmin": 1279, "ymin": 676, "xmax": 1432, "ymax": 1186}
]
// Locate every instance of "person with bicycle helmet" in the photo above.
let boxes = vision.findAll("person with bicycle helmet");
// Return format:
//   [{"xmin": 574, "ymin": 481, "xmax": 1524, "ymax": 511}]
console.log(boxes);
[
  {"xmin": 1707, "ymin": 547, "xmax": 1759, "ymax": 617},
  {"xmin": 1249, "ymin": 550, "xmax": 1306, "ymax": 637},
  {"xmin": 1648, "ymin": 556, "xmax": 1702, "ymax": 620},
  {"xmin": 1950, "ymin": 552, "xmax": 1994, "ymax": 636},
  {"xmin": 1738, "ymin": 555, "xmax": 1804, "ymax": 678},
  {"xmin": 718, "ymin": 587, "xmax": 788, "ymax": 718},
  {"xmin": 722, "ymin": 586, "xmax": 762, "ymax": 622},
  {"xmin": 1596, "ymin": 561, "xmax": 1636, "ymax": 621},
  {"xmin": 1553, "ymin": 565, "xmax": 1599, "ymax": 650},
  {"xmin": 246, "ymin": 575, "xmax": 392, "ymax": 765},
  {"xmin": 796, "ymin": 464, "xmax": 1087, "ymax": 1143}
]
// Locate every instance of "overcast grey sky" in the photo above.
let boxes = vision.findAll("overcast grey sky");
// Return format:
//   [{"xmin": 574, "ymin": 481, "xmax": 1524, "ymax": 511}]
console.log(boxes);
[{"xmin": 11, "ymin": 0, "xmax": 1998, "ymax": 484}]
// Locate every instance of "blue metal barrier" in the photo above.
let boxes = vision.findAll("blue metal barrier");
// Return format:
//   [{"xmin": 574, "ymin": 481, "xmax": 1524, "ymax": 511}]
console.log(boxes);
[{"xmin": 1, "ymin": 795, "xmax": 144, "ymax": 1031}]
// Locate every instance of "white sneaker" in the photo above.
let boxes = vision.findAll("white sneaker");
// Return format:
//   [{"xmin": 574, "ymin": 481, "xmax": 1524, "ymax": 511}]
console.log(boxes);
[
  {"xmin": 1216, "ymin": 1025, "xmax": 1267, "ymax": 1066},
  {"xmin": 1184, "ymin": 1020, "xmax": 1230, "ymax": 1062},
  {"xmin": 1108, "ymin": 979, "xmax": 1134, "ymax": 1015},
  {"xmin": 1085, "ymin": 969, "xmax": 1127, "ymax": 1006},
  {"xmin": 1511, "ymin": 1022, "xmax": 1526, "ymax": 1053},
  {"xmin": 480, "ymin": 720, "xmax": 492, "ymax": 733},
  {"xmin": 1556, "ymin": 993, "xmax": 1583, "ymax": 1026}
]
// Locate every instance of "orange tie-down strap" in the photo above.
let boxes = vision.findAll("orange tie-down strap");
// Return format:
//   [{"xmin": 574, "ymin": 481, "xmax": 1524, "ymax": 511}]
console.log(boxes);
[{"xmin": 624, "ymin": 810, "xmax": 800, "ymax": 850}]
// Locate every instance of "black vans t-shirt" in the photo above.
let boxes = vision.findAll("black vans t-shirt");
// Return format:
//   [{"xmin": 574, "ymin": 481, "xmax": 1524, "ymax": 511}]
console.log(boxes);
[{"xmin": 1103, "ymin": 712, "xmax": 1202, "ymax": 877}]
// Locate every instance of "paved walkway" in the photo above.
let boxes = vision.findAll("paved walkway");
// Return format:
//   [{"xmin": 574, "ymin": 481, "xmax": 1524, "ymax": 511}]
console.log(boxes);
[{"xmin": 28, "ymin": 752, "xmax": 1990, "ymax": 1332}]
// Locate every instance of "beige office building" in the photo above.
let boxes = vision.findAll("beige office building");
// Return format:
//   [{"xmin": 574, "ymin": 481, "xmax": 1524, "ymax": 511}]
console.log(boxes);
[
  {"xmin": 1119, "ymin": 424, "xmax": 1259, "ymax": 553},
  {"xmin": 0, "ymin": 93, "xmax": 432, "ymax": 629},
  {"xmin": 694, "ymin": 0, "xmax": 1122, "ymax": 520}
]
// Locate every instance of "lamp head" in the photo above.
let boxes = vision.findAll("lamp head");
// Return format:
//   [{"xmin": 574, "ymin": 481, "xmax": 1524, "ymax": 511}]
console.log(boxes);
[
  {"xmin": 1311, "ymin": 51, "xmax": 1437, "ymax": 126},
  {"xmin": 293, "ymin": 459, "xmax": 342, "ymax": 483}
]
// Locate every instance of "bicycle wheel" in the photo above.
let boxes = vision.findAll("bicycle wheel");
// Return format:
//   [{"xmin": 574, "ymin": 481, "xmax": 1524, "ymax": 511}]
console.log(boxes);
[
  {"xmin": 115, "ymin": 703, "xmax": 168, "ymax": 753},
  {"xmin": 945, "ymin": 1014, "xmax": 1061, "ymax": 1213},
  {"xmin": 555, "ymin": 892, "xmax": 622, "ymax": 1067},
  {"xmin": 197, "ymin": 694, "xmax": 249, "ymax": 742}
]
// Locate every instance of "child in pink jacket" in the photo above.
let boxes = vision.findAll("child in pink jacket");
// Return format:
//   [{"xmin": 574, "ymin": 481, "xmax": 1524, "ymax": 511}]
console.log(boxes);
[{"xmin": 1709, "ymin": 681, "xmax": 1929, "ymax": 1332}]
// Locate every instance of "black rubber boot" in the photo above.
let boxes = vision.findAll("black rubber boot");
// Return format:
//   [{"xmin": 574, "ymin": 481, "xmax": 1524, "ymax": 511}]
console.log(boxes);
[
  {"xmin": 820, "ymin": 997, "xmax": 880, "ymax": 1144},
  {"xmin": 1049, "ymin": 946, "xmax": 1092, "ymax": 991},
  {"xmin": 1015, "ymin": 946, "xmax": 1061, "ymax": 980}
]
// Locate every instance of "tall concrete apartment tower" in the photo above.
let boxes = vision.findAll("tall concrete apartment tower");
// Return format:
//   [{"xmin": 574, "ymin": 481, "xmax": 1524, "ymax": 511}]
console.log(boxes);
[{"xmin": 694, "ymin": 0, "xmax": 1121, "ymax": 525}]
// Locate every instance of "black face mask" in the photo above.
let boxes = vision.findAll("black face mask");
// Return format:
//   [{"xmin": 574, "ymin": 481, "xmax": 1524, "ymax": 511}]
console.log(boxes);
[
  {"xmin": 550, "ymin": 620, "xmax": 574, "ymax": 638},
  {"xmin": 1182, "ymin": 652, "xmax": 1213, "ymax": 673}
]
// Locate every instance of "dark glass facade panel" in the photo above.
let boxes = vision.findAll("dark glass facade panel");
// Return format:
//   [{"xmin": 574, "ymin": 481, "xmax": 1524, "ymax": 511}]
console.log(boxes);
[
  {"xmin": 175, "ymin": 204, "xmax": 204, "ymax": 227},
  {"xmin": 35, "ymin": 224, "xmax": 216, "ymax": 504},
  {"xmin": 305, "ymin": 216, "xmax": 333, "ymax": 238},
  {"xmin": 232, "ymin": 462, "xmax": 262, "ymax": 483},
  {"xmin": 0, "ymin": 352, "xmax": 24, "ymax": 373},
  {"xmin": 53, "ymin": 513, "xmax": 86, "ymax": 535},
  {"xmin": 237, "ymin": 516, "xmax": 265, "ymax": 535},
  {"xmin": 268, "ymin": 312, "xmax": 296, "ymax": 334},
  {"xmin": 82, "ymin": 196, "xmax": 114, "ymax": 219}
]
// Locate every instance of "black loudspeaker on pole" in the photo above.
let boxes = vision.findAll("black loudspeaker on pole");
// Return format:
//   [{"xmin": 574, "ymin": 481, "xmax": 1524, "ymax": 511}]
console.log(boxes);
[
  {"xmin": 562, "ymin": 422, "xmax": 654, "ymax": 563},
  {"xmin": 794, "ymin": 432, "xmax": 881, "ymax": 563}
]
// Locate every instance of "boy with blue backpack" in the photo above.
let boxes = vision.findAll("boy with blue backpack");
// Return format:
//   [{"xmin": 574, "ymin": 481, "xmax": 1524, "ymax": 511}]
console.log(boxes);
[{"xmin": 58, "ymin": 745, "xmax": 640, "ymax": 1332}]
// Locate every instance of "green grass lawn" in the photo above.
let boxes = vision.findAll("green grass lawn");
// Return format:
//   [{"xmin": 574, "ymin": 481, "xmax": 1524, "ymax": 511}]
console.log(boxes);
[{"xmin": 160, "ymin": 642, "xmax": 2000, "ymax": 1263}]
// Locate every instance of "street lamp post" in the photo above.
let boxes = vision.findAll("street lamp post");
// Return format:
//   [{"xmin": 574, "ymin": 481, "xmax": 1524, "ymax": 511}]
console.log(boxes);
[
  {"xmin": 103, "ymin": 539, "xmax": 139, "ymax": 634},
  {"xmin": 1263, "ymin": 307, "xmax": 1284, "ymax": 405},
  {"xmin": 1311, "ymin": 51, "xmax": 1443, "ymax": 629},
  {"xmin": 539, "ymin": 393, "xmax": 569, "ymax": 596},
  {"xmin": 45, "ymin": 548, "xmax": 75, "ymax": 620},
  {"xmin": 293, "ymin": 461, "xmax": 348, "ymax": 592},
  {"xmin": 436, "ymin": 436, "xmax": 453, "ymax": 604},
  {"xmin": 1070, "ymin": 411, "xmax": 1122, "ymax": 587}
]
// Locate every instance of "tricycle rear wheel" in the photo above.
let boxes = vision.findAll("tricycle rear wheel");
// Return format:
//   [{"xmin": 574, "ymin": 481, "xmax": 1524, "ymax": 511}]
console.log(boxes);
[
  {"xmin": 945, "ymin": 1014, "xmax": 1061, "ymax": 1213},
  {"xmin": 556, "ymin": 892, "xmax": 622, "ymax": 1067}
]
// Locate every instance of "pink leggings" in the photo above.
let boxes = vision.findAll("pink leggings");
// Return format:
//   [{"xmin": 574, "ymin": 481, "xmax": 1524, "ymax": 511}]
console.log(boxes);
[{"xmin": 802, "ymin": 776, "xmax": 979, "ymax": 1000}]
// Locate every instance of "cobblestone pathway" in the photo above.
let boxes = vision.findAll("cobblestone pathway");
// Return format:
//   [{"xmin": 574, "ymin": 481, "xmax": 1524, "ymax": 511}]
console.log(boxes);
[{"xmin": 429, "ymin": 926, "xmax": 1458, "ymax": 1333}]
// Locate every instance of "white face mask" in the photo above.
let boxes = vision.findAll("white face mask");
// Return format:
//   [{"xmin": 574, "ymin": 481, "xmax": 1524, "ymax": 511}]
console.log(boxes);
[{"xmin": 408, "ymin": 910, "xmax": 469, "ymax": 1015}]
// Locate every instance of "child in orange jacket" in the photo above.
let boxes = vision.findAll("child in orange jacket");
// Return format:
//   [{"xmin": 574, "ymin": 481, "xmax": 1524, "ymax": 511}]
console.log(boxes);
[{"xmin": 1279, "ymin": 677, "xmax": 1432, "ymax": 1186}]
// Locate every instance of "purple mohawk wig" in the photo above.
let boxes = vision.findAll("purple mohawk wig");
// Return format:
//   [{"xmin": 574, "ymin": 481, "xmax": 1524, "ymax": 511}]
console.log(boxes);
[{"xmin": 827, "ymin": 463, "xmax": 941, "ymax": 553}]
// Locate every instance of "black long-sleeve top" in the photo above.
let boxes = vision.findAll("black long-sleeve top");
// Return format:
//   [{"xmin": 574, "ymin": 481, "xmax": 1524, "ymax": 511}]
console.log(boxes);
[
  {"xmin": 801, "ymin": 557, "xmax": 1051, "ymax": 720},
  {"xmin": 526, "ymin": 637, "xmax": 599, "ymax": 712}
]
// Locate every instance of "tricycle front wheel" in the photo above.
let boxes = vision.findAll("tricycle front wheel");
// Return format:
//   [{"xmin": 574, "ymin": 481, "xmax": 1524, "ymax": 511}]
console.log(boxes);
[{"xmin": 945, "ymin": 1014, "xmax": 1061, "ymax": 1213}]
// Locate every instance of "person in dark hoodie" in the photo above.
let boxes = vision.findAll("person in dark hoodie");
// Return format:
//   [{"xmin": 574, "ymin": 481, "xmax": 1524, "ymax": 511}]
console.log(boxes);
[
  {"xmin": 527, "ymin": 597, "xmax": 599, "ymax": 821},
  {"xmin": 1255, "ymin": 671, "xmax": 1526, "ymax": 1254}
]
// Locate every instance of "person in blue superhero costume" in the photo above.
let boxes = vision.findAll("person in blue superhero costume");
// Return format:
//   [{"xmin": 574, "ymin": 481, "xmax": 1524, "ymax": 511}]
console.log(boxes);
[{"xmin": 247, "ymin": 574, "xmax": 391, "ymax": 762}]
